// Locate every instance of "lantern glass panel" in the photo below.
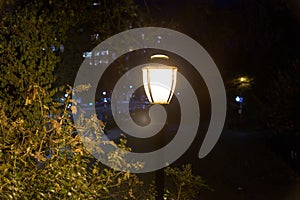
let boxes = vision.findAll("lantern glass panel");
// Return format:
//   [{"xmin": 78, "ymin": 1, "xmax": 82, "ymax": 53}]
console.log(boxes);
[{"xmin": 142, "ymin": 66, "xmax": 177, "ymax": 104}]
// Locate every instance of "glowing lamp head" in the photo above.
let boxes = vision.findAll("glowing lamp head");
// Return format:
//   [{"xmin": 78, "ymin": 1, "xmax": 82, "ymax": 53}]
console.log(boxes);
[{"xmin": 142, "ymin": 64, "xmax": 178, "ymax": 104}]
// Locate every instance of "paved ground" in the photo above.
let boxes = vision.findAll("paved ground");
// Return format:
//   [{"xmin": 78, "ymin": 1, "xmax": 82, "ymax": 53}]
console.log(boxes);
[
  {"xmin": 191, "ymin": 130, "xmax": 300, "ymax": 200},
  {"xmin": 106, "ymin": 128, "xmax": 300, "ymax": 199}
]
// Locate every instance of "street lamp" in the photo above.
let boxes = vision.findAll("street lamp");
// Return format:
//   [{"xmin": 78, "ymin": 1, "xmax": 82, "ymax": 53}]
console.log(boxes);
[
  {"xmin": 142, "ymin": 54, "xmax": 178, "ymax": 200},
  {"xmin": 236, "ymin": 76, "xmax": 252, "ymax": 115},
  {"xmin": 237, "ymin": 76, "xmax": 252, "ymax": 90},
  {"xmin": 142, "ymin": 54, "xmax": 178, "ymax": 104}
]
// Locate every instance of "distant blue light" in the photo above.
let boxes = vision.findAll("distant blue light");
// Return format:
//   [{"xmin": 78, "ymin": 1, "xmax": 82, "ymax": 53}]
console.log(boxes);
[
  {"xmin": 51, "ymin": 46, "xmax": 56, "ymax": 52},
  {"xmin": 235, "ymin": 96, "xmax": 243, "ymax": 103},
  {"xmin": 89, "ymin": 102, "xmax": 93, "ymax": 106},
  {"xmin": 129, "ymin": 85, "xmax": 133, "ymax": 89}
]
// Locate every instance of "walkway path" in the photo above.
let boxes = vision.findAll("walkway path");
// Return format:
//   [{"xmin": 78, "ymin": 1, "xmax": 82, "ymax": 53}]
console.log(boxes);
[
  {"xmin": 193, "ymin": 130, "xmax": 300, "ymax": 200},
  {"xmin": 106, "ymin": 127, "xmax": 300, "ymax": 199}
]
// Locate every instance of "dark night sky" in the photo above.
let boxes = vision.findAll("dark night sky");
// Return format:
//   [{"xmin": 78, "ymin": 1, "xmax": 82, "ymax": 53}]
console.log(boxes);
[{"xmin": 138, "ymin": 0, "xmax": 300, "ymax": 81}]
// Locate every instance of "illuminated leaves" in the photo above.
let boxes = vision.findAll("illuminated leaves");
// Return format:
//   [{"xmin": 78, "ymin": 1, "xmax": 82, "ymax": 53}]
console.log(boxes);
[
  {"xmin": 0, "ymin": 0, "xmax": 74, "ymax": 117},
  {"xmin": 70, "ymin": 105, "xmax": 77, "ymax": 114},
  {"xmin": 165, "ymin": 164, "xmax": 211, "ymax": 199},
  {"xmin": 0, "ymin": 94, "xmax": 147, "ymax": 199}
]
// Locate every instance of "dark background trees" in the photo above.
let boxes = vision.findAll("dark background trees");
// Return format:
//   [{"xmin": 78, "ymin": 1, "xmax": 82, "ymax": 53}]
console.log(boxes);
[{"xmin": 146, "ymin": 0, "xmax": 299, "ymax": 134}]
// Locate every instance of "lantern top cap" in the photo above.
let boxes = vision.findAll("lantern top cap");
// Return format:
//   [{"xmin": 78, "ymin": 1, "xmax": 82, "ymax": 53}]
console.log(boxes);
[
  {"xmin": 144, "ymin": 54, "xmax": 177, "ymax": 70},
  {"xmin": 142, "ymin": 66, "xmax": 178, "ymax": 70},
  {"xmin": 150, "ymin": 54, "xmax": 169, "ymax": 60}
]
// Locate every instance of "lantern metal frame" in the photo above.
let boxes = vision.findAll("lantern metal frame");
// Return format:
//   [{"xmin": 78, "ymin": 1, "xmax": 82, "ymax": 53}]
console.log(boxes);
[{"xmin": 142, "ymin": 55, "xmax": 178, "ymax": 104}]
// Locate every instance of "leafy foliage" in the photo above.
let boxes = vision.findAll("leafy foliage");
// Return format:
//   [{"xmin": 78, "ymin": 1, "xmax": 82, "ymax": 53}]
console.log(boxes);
[
  {"xmin": 0, "ymin": 91, "xmax": 147, "ymax": 199},
  {"xmin": 0, "ymin": 85, "xmax": 208, "ymax": 199},
  {"xmin": 165, "ymin": 164, "xmax": 211, "ymax": 200},
  {"xmin": 260, "ymin": 62, "xmax": 300, "ymax": 134},
  {"xmin": 0, "ymin": 0, "xmax": 145, "ymax": 117},
  {"xmin": 0, "ymin": 1, "xmax": 148, "ymax": 199},
  {"xmin": 0, "ymin": 0, "xmax": 76, "ymax": 118},
  {"xmin": 54, "ymin": 0, "xmax": 145, "ymax": 87},
  {"xmin": 0, "ymin": 1, "xmax": 209, "ymax": 199}
]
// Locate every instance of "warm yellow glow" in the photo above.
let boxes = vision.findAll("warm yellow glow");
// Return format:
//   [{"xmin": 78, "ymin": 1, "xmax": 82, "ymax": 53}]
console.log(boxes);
[
  {"xmin": 142, "ymin": 65, "xmax": 177, "ymax": 104},
  {"xmin": 239, "ymin": 77, "xmax": 249, "ymax": 82}
]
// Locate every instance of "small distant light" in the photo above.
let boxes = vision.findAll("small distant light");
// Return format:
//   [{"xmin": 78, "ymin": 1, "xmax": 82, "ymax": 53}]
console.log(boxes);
[
  {"xmin": 112, "ymin": 52, "xmax": 117, "ymax": 59},
  {"xmin": 51, "ymin": 46, "xmax": 56, "ymax": 52},
  {"xmin": 93, "ymin": 33, "xmax": 99, "ymax": 40},
  {"xmin": 102, "ymin": 91, "xmax": 106, "ymax": 95},
  {"xmin": 235, "ymin": 96, "xmax": 243, "ymax": 103},
  {"xmin": 100, "ymin": 50, "xmax": 109, "ymax": 55},
  {"xmin": 59, "ymin": 44, "xmax": 64, "ymax": 53},
  {"xmin": 129, "ymin": 85, "xmax": 133, "ymax": 89},
  {"xmin": 177, "ymin": 92, "xmax": 180, "ymax": 95},
  {"xmin": 103, "ymin": 98, "xmax": 108, "ymax": 103},
  {"xmin": 83, "ymin": 52, "xmax": 92, "ymax": 58},
  {"xmin": 88, "ymin": 102, "xmax": 93, "ymax": 106},
  {"xmin": 64, "ymin": 94, "xmax": 68, "ymax": 98}
]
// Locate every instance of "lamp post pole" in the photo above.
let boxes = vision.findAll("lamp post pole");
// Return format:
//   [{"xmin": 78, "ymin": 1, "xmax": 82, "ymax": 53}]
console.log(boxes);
[
  {"xmin": 155, "ymin": 164, "xmax": 165, "ymax": 200},
  {"xmin": 155, "ymin": 123, "xmax": 167, "ymax": 200},
  {"xmin": 142, "ymin": 54, "xmax": 178, "ymax": 200}
]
